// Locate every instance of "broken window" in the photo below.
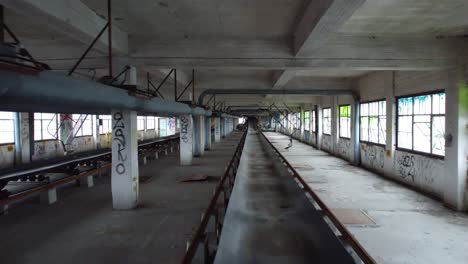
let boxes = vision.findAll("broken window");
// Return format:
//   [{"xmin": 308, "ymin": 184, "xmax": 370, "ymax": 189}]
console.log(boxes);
[
  {"xmin": 35, "ymin": 113, "xmax": 58, "ymax": 141},
  {"xmin": 339, "ymin": 105, "xmax": 351, "ymax": 138},
  {"xmin": 323, "ymin": 108, "xmax": 331, "ymax": 135},
  {"xmin": 360, "ymin": 100, "xmax": 386, "ymax": 145},
  {"xmin": 312, "ymin": 110, "xmax": 316, "ymax": 132},
  {"xmin": 397, "ymin": 92, "xmax": 445, "ymax": 156},
  {"xmin": 0, "ymin": 111, "xmax": 15, "ymax": 144},
  {"xmin": 72, "ymin": 114, "xmax": 93, "ymax": 137},
  {"xmin": 304, "ymin": 111, "xmax": 310, "ymax": 131}
]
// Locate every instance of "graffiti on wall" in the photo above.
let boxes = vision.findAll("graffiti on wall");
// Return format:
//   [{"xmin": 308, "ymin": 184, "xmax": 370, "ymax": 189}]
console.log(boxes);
[
  {"xmin": 397, "ymin": 154, "xmax": 416, "ymax": 181},
  {"xmin": 112, "ymin": 112, "xmax": 127, "ymax": 175},
  {"xmin": 394, "ymin": 151, "xmax": 442, "ymax": 192},
  {"xmin": 337, "ymin": 138, "xmax": 351, "ymax": 159},
  {"xmin": 180, "ymin": 115, "xmax": 189, "ymax": 143},
  {"xmin": 361, "ymin": 144, "xmax": 385, "ymax": 170}
]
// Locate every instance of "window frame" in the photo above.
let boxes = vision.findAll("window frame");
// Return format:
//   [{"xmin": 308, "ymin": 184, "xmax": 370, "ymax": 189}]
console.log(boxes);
[
  {"xmin": 338, "ymin": 104, "xmax": 351, "ymax": 139},
  {"xmin": 359, "ymin": 99, "xmax": 387, "ymax": 147},
  {"xmin": 34, "ymin": 113, "xmax": 58, "ymax": 141},
  {"xmin": 146, "ymin": 116, "xmax": 156, "ymax": 130},
  {"xmin": 72, "ymin": 114, "xmax": 93, "ymax": 137},
  {"xmin": 0, "ymin": 111, "xmax": 15, "ymax": 145},
  {"xmin": 322, "ymin": 107, "xmax": 332, "ymax": 136},
  {"xmin": 396, "ymin": 90, "xmax": 445, "ymax": 159},
  {"xmin": 303, "ymin": 111, "xmax": 310, "ymax": 131},
  {"xmin": 137, "ymin": 116, "xmax": 146, "ymax": 131},
  {"xmin": 99, "ymin": 115, "xmax": 112, "ymax": 135},
  {"xmin": 311, "ymin": 109, "xmax": 317, "ymax": 133}
]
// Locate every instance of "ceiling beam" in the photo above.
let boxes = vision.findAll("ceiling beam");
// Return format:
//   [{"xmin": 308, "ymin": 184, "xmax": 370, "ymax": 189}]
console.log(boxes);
[
  {"xmin": 272, "ymin": 70, "xmax": 296, "ymax": 88},
  {"xmin": 0, "ymin": 0, "xmax": 128, "ymax": 54},
  {"xmin": 293, "ymin": 0, "xmax": 365, "ymax": 56}
]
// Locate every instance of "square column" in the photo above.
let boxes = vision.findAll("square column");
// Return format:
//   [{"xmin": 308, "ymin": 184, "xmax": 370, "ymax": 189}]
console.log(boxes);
[
  {"xmin": 180, "ymin": 114, "xmax": 194, "ymax": 165},
  {"xmin": 221, "ymin": 118, "xmax": 226, "ymax": 138},
  {"xmin": 194, "ymin": 116, "xmax": 205, "ymax": 157},
  {"xmin": 214, "ymin": 117, "xmax": 221, "ymax": 142},
  {"xmin": 205, "ymin": 117, "xmax": 212, "ymax": 150},
  {"xmin": 444, "ymin": 69, "xmax": 468, "ymax": 210},
  {"xmin": 111, "ymin": 109, "xmax": 139, "ymax": 210}
]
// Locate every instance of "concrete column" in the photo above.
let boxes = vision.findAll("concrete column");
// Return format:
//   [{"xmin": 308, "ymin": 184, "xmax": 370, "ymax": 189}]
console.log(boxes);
[
  {"xmin": 94, "ymin": 115, "xmax": 101, "ymax": 149},
  {"xmin": 205, "ymin": 117, "xmax": 212, "ymax": 150},
  {"xmin": 214, "ymin": 117, "xmax": 221, "ymax": 142},
  {"xmin": 331, "ymin": 96, "xmax": 339, "ymax": 153},
  {"xmin": 221, "ymin": 118, "xmax": 226, "ymax": 138},
  {"xmin": 233, "ymin": 118, "xmax": 239, "ymax": 131},
  {"xmin": 180, "ymin": 114, "xmax": 194, "ymax": 165},
  {"xmin": 317, "ymin": 103, "xmax": 323, "ymax": 150},
  {"xmin": 300, "ymin": 107, "xmax": 305, "ymax": 141},
  {"xmin": 13, "ymin": 112, "xmax": 22, "ymax": 166},
  {"xmin": 444, "ymin": 68, "xmax": 468, "ymax": 211},
  {"xmin": 351, "ymin": 98, "xmax": 360, "ymax": 165},
  {"xmin": 111, "ymin": 109, "xmax": 139, "ymax": 210},
  {"xmin": 384, "ymin": 72, "xmax": 397, "ymax": 176},
  {"xmin": 20, "ymin": 112, "xmax": 31, "ymax": 164},
  {"xmin": 194, "ymin": 116, "xmax": 205, "ymax": 157}
]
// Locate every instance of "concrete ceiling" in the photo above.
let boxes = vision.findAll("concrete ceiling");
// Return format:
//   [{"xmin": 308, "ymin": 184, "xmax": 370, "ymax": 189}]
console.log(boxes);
[{"xmin": 1, "ymin": 0, "xmax": 467, "ymax": 110}]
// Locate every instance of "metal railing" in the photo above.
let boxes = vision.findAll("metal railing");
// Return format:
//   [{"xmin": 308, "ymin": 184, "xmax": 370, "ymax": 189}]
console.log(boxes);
[
  {"xmin": 181, "ymin": 130, "xmax": 247, "ymax": 263},
  {"xmin": 260, "ymin": 131, "xmax": 376, "ymax": 264}
]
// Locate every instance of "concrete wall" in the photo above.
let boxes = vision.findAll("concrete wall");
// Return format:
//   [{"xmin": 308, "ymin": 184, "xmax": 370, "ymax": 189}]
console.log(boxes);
[{"xmin": 0, "ymin": 115, "xmax": 172, "ymax": 170}]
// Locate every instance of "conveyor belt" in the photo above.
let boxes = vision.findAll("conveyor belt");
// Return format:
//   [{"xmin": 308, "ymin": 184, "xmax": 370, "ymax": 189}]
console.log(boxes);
[
  {"xmin": 214, "ymin": 122, "xmax": 355, "ymax": 263},
  {"xmin": 0, "ymin": 134, "xmax": 179, "ymax": 182}
]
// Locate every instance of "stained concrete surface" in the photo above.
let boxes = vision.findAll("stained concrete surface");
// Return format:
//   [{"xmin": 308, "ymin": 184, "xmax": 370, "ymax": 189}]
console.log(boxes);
[
  {"xmin": 215, "ymin": 126, "xmax": 354, "ymax": 263},
  {"xmin": 265, "ymin": 132, "xmax": 468, "ymax": 264},
  {"xmin": 0, "ymin": 132, "xmax": 242, "ymax": 264}
]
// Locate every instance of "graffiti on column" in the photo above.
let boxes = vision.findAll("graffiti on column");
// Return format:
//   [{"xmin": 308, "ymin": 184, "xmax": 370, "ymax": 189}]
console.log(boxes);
[
  {"xmin": 113, "ymin": 112, "xmax": 127, "ymax": 175},
  {"xmin": 180, "ymin": 116, "xmax": 189, "ymax": 143}
]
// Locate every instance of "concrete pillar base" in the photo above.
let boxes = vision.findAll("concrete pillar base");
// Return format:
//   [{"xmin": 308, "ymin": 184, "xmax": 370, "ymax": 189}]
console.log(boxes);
[
  {"xmin": 40, "ymin": 188, "xmax": 57, "ymax": 205},
  {"xmin": 79, "ymin": 175, "xmax": 94, "ymax": 188}
]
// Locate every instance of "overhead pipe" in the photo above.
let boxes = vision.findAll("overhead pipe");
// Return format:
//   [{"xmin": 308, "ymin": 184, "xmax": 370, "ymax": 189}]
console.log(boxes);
[
  {"xmin": 0, "ymin": 70, "xmax": 211, "ymax": 117},
  {"xmin": 198, "ymin": 88, "xmax": 357, "ymax": 105}
]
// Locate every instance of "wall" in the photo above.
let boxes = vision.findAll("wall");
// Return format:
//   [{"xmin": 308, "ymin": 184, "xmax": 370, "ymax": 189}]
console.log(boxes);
[{"xmin": 276, "ymin": 69, "xmax": 462, "ymax": 204}]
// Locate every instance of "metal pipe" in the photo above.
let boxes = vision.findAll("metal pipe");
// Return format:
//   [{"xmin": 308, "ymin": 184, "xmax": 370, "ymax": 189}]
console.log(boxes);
[
  {"xmin": 0, "ymin": 70, "xmax": 212, "ymax": 116},
  {"xmin": 198, "ymin": 89, "xmax": 357, "ymax": 105},
  {"xmin": 0, "ymin": 5, "xmax": 4, "ymax": 43}
]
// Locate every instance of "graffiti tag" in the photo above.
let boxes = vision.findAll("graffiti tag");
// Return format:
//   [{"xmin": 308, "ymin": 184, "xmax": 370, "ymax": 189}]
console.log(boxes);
[{"xmin": 112, "ymin": 112, "xmax": 126, "ymax": 175}]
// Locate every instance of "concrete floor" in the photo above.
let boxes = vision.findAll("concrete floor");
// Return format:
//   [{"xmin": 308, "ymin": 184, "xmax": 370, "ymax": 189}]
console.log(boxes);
[
  {"xmin": 0, "ymin": 132, "xmax": 242, "ymax": 264},
  {"xmin": 265, "ymin": 132, "xmax": 468, "ymax": 264}
]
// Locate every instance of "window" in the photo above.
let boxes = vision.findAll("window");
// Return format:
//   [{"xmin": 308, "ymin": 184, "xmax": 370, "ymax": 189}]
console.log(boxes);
[
  {"xmin": 323, "ymin": 108, "xmax": 331, "ymax": 135},
  {"xmin": 72, "ymin": 114, "xmax": 93, "ymax": 137},
  {"xmin": 100, "ymin": 115, "xmax": 112, "ymax": 134},
  {"xmin": 35, "ymin": 113, "xmax": 57, "ymax": 141},
  {"xmin": 137, "ymin": 116, "xmax": 146, "ymax": 131},
  {"xmin": 397, "ymin": 92, "xmax": 445, "ymax": 156},
  {"xmin": 147, "ymin": 116, "xmax": 156, "ymax": 130},
  {"xmin": 360, "ymin": 100, "xmax": 386, "ymax": 145},
  {"xmin": 304, "ymin": 111, "xmax": 310, "ymax": 131},
  {"xmin": 0, "ymin": 111, "xmax": 14, "ymax": 144},
  {"xmin": 311, "ymin": 110, "xmax": 316, "ymax": 132},
  {"xmin": 339, "ymin": 105, "xmax": 351, "ymax": 138}
]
